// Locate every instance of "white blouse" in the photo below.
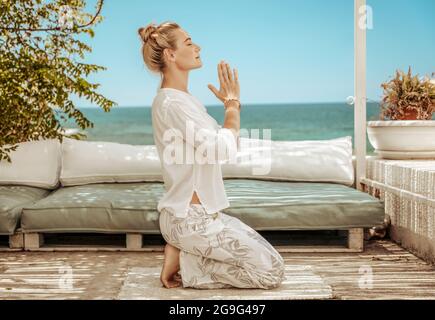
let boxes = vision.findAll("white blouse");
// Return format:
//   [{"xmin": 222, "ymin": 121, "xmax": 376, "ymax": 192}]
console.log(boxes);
[{"xmin": 151, "ymin": 87, "xmax": 238, "ymax": 218}]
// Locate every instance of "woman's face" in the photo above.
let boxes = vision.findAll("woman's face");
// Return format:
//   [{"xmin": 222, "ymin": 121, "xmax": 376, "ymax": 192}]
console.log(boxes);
[{"xmin": 168, "ymin": 28, "xmax": 202, "ymax": 71}]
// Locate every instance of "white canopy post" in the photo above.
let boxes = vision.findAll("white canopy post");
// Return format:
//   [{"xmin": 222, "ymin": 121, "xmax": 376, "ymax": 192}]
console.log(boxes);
[{"xmin": 354, "ymin": 0, "xmax": 367, "ymax": 191}]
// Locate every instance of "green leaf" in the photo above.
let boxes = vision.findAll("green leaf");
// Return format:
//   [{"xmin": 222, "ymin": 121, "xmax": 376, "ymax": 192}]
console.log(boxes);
[{"xmin": 0, "ymin": 0, "xmax": 117, "ymax": 163}]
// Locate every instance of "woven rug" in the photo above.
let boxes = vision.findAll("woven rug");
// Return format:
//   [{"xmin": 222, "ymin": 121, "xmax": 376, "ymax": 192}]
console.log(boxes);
[{"xmin": 117, "ymin": 265, "xmax": 333, "ymax": 300}]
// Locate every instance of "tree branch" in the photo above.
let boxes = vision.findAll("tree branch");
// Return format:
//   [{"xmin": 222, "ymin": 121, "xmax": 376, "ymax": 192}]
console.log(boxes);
[{"xmin": 0, "ymin": 0, "xmax": 104, "ymax": 32}]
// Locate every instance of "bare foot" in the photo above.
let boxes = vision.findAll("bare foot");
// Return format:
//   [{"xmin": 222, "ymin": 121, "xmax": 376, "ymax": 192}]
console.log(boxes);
[
  {"xmin": 174, "ymin": 272, "xmax": 182, "ymax": 282},
  {"xmin": 160, "ymin": 243, "xmax": 181, "ymax": 288}
]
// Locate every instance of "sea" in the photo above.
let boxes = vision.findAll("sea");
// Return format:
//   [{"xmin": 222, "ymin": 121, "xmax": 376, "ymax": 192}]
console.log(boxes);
[{"xmin": 71, "ymin": 102, "xmax": 390, "ymax": 155}]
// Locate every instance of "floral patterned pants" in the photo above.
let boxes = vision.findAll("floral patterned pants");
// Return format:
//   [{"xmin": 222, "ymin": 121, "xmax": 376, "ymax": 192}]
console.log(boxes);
[{"xmin": 159, "ymin": 203, "xmax": 286, "ymax": 289}]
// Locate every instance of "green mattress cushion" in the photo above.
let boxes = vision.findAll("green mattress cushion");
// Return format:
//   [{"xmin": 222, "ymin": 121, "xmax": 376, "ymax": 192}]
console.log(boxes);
[
  {"xmin": 222, "ymin": 179, "xmax": 385, "ymax": 230},
  {"xmin": 0, "ymin": 185, "xmax": 51, "ymax": 235},
  {"xmin": 21, "ymin": 183, "xmax": 164, "ymax": 233},
  {"xmin": 21, "ymin": 179, "xmax": 385, "ymax": 233}
]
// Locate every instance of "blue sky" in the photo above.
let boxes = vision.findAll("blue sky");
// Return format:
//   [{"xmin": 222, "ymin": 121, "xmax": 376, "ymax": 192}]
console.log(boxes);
[{"xmin": 74, "ymin": 0, "xmax": 435, "ymax": 107}]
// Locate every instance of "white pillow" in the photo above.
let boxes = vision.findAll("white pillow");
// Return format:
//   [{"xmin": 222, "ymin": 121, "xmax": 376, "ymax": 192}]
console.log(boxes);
[
  {"xmin": 0, "ymin": 138, "xmax": 61, "ymax": 189},
  {"xmin": 222, "ymin": 136, "xmax": 354, "ymax": 186},
  {"xmin": 60, "ymin": 138, "xmax": 163, "ymax": 186}
]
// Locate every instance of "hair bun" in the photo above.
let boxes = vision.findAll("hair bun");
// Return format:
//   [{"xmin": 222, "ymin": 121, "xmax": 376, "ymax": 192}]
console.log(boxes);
[{"xmin": 138, "ymin": 24, "xmax": 157, "ymax": 43}]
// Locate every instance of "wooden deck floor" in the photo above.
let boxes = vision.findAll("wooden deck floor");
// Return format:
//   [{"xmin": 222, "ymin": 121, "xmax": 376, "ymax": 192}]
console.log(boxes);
[{"xmin": 0, "ymin": 239, "xmax": 434, "ymax": 300}]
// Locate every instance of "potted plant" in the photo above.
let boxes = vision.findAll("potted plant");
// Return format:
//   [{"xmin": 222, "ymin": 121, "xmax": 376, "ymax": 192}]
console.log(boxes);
[
  {"xmin": 367, "ymin": 67, "xmax": 435, "ymax": 159},
  {"xmin": 380, "ymin": 67, "xmax": 434, "ymax": 120}
]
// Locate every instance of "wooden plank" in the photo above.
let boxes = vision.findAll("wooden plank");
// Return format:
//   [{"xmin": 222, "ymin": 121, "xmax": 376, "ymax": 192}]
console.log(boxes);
[
  {"xmin": 348, "ymin": 228, "xmax": 364, "ymax": 251},
  {"xmin": 18, "ymin": 245, "xmax": 164, "ymax": 252},
  {"xmin": 14, "ymin": 230, "xmax": 368, "ymax": 253},
  {"xmin": 3, "ymin": 227, "xmax": 376, "ymax": 253},
  {"xmin": 24, "ymin": 233, "xmax": 44, "ymax": 250},
  {"xmin": 9, "ymin": 235, "xmax": 24, "ymax": 249},
  {"xmin": 3, "ymin": 244, "xmax": 363, "ymax": 253},
  {"xmin": 0, "ymin": 232, "xmax": 24, "ymax": 252},
  {"xmin": 275, "ymin": 246, "xmax": 363, "ymax": 253},
  {"xmin": 9, "ymin": 231, "xmax": 24, "ymax": 249},
  {"xmin": 126, "ymin": 234, "xmax": 143, "ymax": 250},
  {"xmin": 0, "ymin": 240, "xmax": 434, "ymax": 299}
]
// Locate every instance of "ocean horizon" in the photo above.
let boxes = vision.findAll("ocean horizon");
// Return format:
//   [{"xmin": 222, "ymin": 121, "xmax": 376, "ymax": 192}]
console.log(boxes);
[{"xmin": 68, "ymin": 102, "xmax": 399, "ymax": 155}]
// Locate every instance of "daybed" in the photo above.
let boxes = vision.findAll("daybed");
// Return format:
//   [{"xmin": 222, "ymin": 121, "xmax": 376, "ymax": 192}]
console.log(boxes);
[{"xmin": 0, "ymin": 137, "xmax": 385, "ymax": 252}]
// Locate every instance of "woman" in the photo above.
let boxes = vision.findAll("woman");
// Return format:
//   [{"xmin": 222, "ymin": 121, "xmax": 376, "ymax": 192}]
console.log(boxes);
[{"xmin": 138, "ymin": 21, "xmax": 285, "ymax": 289}]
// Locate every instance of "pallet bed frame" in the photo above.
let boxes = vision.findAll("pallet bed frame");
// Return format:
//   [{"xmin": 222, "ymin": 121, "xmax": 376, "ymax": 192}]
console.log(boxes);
[
  {"xmin": 0, "ymin": 228, "xmax": 366, "ymax": 253},
  {"xmin": 0, "ymin": 229, "xmax": 24, "ymax": 252}
]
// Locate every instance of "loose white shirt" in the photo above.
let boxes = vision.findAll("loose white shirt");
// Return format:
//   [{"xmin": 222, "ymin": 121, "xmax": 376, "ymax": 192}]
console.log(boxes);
[{"xmin": 151, "ymin": 87, "xmax": 238, "ymax": 218}]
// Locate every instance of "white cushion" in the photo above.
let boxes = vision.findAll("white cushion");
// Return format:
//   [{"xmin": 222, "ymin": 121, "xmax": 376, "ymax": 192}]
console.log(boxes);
[
  {"xmin": 60, "ymin": 136, "xmax": 354, "ymax": 187},
  {"xmin": 60, "ymin": 138, "xmax": 163, "ymax": 186},
  {"xmin": 0, "ymin": 139, "xmax": 61, "ymax": 189},
  {"xmin": 222, "ymin": 136, "xmax": 354, "ymax": 186}
]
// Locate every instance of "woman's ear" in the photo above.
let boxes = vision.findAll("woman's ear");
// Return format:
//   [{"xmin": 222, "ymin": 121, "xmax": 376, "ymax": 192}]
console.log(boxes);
[{"xmin": 163, "ymin": 48, "xmax": 176, "ymax": 63}]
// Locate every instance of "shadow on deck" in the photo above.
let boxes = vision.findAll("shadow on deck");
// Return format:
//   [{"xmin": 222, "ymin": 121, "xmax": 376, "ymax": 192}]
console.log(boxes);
[{"xmin": 0, "ymin": 238, "xmax": 434, "ymax": 300}]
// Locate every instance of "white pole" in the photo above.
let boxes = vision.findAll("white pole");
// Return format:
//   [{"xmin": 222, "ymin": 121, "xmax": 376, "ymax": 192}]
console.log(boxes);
[{"xmin": 354, "ymin": 0, "xmax": 367, "ymax": 191}]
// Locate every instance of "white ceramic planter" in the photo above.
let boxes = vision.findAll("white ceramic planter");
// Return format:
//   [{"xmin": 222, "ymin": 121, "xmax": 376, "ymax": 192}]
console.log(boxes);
[{"xmin": 367, "ymin": 120, "xmax": 435, "ymax": 159}]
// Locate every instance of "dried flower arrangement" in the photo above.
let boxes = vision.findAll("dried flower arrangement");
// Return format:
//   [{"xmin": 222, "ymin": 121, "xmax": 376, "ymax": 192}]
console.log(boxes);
[{"xmin": 380, "ymin": 67, "xmax": 435, "ymax": 120}]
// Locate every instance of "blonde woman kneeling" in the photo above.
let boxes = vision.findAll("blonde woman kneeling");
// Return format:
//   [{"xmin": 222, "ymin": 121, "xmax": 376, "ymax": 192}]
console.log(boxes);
[{"xmin": 138, "ymin": 21, "xmax": 285, "ymax": 289}]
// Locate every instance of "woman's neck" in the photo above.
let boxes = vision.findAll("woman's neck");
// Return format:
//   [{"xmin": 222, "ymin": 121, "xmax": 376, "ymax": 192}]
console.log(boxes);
[{"xmin": 161, "ymin": 71, "xmax": 189, "ymax": 93}]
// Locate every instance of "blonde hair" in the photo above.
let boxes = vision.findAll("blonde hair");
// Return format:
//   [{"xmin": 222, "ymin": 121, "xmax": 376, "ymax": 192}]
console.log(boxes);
[{"xmin": 138, "ymin": 21, "xmax": 180, "ymax": 74}]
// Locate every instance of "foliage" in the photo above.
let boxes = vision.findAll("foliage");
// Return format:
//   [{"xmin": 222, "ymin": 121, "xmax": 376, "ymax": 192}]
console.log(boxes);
[
  {"xmin": 0, "ymin": 0, "xmax": 116, "ymax": 162},
  {"xmin": 380, "ymin": 67, "xmax": 435, "ymax": 120}
]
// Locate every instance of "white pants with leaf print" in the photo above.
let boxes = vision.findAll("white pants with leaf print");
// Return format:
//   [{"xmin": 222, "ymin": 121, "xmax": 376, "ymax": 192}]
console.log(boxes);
[{"xmin": 159, "ymin": 203, "xmax": 286, "ymax": 289}]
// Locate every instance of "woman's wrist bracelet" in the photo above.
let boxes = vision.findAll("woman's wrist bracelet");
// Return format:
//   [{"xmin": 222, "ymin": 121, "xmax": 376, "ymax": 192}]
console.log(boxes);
[{"xmin": 224, "ymin": 98, "xmax": 241, "ymax": 110}]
